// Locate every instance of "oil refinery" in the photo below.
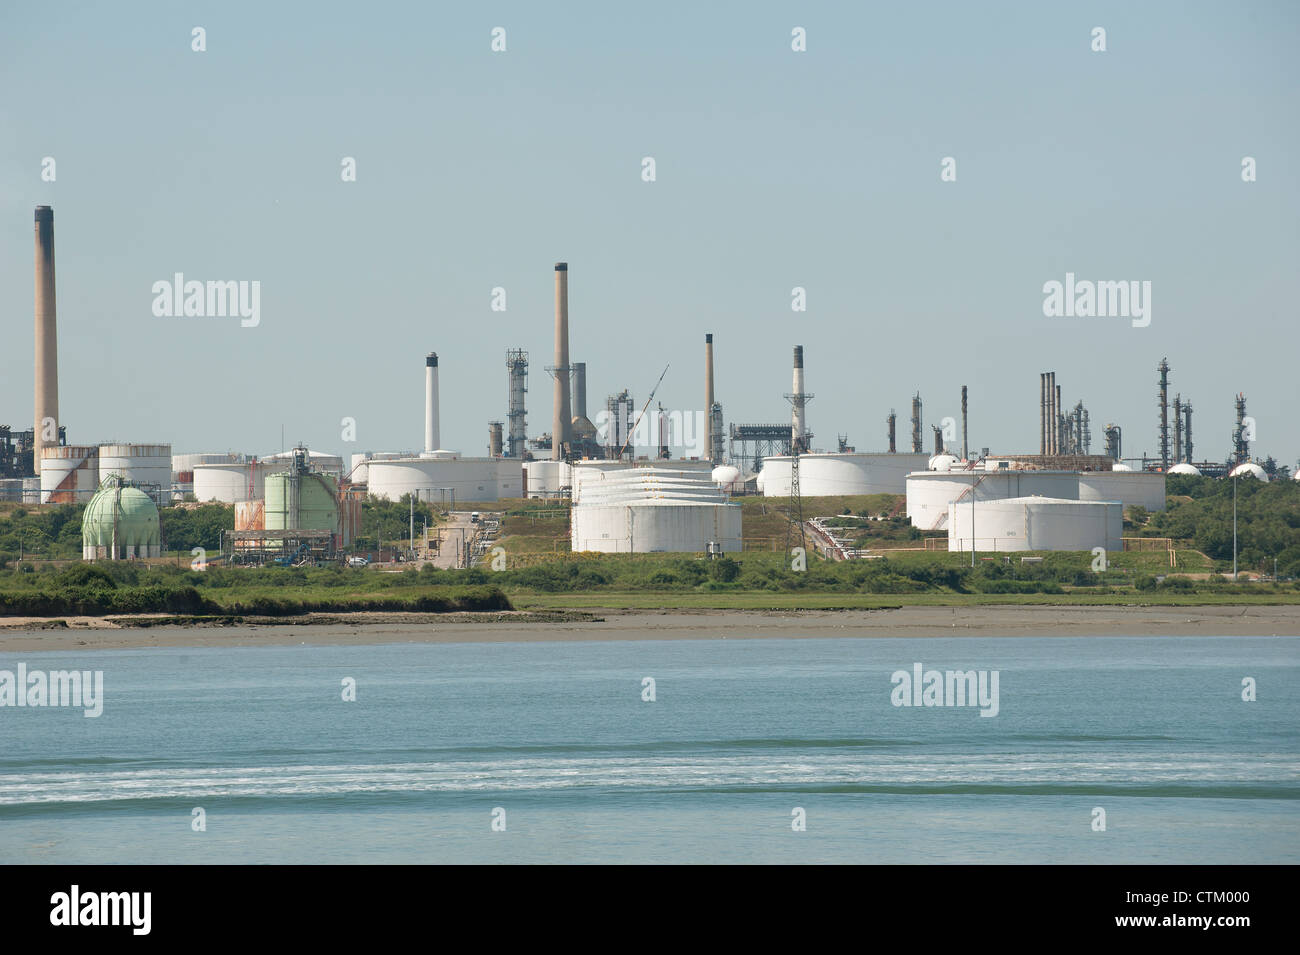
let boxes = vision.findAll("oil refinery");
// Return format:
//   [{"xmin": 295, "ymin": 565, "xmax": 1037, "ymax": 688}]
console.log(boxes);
[{"xmin": 2, "ymin": 205, "xmax": 1296, "ymax": 562}]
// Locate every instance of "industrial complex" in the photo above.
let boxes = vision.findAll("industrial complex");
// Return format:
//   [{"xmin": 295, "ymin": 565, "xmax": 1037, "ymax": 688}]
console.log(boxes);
[{"xmin": 2, "ymin": 205, "xmax": 1296, "ymax": 563}]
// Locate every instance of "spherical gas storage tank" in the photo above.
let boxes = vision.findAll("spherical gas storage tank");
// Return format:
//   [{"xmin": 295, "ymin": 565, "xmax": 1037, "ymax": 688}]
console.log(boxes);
[
  {"xmin": 1230, "ymin": 462, "xmax": 1269, "ymax": 481},
  {"xmin": 82, "ymin": 478, "xmax": 161, "ymax": 559}
]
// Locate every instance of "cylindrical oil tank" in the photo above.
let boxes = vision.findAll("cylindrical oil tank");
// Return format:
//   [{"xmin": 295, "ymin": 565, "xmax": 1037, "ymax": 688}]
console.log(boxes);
[
  {"xmin": 40, "ymin": 446, "xmax": 100, "ymax": 503},
  {"xmin": 1077, "ymin": 471, "xmax": 1166, "ymax": 511},
  {"xmin": 906, "ymin": 470, "xmax": 1080, "ymax": 530},
  {"xmin": 760, "ymin": 452, "xmax": 930, "ymax": 497},
  {"xmin": 947, "ymin": 497, "xmax": 1121, "ymax": 553},
  {"xmin": 192, "ymin": 459, "xmax": 289, "ymax": 503},
  {"xmin": 265, "ymin": 470, "xmax": 339, "ymax": 533},
  {"xmin": 98, "ymin": 444, "xmax": 171, "ymax": 493},
  {"xmin": 368, "ymin": 455, "xmax": 504, "ymax": 503}
]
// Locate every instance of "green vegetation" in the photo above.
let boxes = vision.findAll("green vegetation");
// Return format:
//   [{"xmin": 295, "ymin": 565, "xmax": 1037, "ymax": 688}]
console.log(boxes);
[
  {"xmin": 3, "ymin": 478, "xmax": 1298, "ymax": 617},
  {"xmin": 0, "ymin": 561, "xmax": 508, "ymax": 617}
]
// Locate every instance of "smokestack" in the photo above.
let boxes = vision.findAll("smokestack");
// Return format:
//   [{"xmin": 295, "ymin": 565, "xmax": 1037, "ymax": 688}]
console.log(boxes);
[
  {"xmin": 1183, "ymin": 401, "xmax": 1193, "ymax": 463},
  {"xmin": 488, "ymin": 421, "xmax": 503, "ymax": 458},
  {"xmin": 572, "ymin": 361, "xmax": 587, "ymax": 421},
  {"xmin": 34, "ymin": 206, "xmax": 58, "ymax": 476},
  {"xmin": 552, "ymin": 263, "xmax": 572, "ymax": 461},
  {"xmin": 1039, "ymin": 374, "xmax": 1046, "ymax": 455},
  {"xmin": 961, "ymin": 385, "xmax": 969, "ymax": 461},
  {"xmin": 887, "ymin": 410, "xmax": 896, "ymax": 453},
  {"xmin": 1055, "ymin": 381, "xmax": 1062, "ymax": 456},
  {"xmin": 424, "ymin": 353, "xmax": 440, "ymax": 453},
  {"xmin": 705, "ymin": 334, "xmax": 715, "ymax": 426},
  {"xmin": 791, "ymin": 345, "xmax": 806, "ymax": 452}
]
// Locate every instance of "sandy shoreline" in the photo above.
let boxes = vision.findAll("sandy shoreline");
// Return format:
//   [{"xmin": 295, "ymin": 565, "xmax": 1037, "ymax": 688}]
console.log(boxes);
[{"xmin": 0, "ymin": 605, "xmax": 1296, "ymax": 651}]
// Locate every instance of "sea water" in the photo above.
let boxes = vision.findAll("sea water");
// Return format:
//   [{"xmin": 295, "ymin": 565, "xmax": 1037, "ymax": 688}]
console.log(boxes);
[{"xmin": 1, "ymin": 634, "xmax": 1296, "ymax": 864}]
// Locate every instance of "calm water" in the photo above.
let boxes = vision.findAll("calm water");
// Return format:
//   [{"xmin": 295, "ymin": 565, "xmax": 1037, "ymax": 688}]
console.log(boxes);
[{"xmin": 1, "ymin": 634, "xmax": 1297, "ymax": 863}]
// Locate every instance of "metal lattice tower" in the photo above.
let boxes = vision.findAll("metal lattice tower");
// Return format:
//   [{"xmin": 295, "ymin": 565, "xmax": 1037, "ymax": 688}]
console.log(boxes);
[
  {"xmin": 505, "ymin": 349, "xmax": 529, "ymax": 458},
  {"xmin": 1182, "ymin": 400, "xmax": 1193, "ymax": 463},
  {"xmin": 1157, "ymin": 358, "xmax": 1171, "ymax": 470},
  {"xmin": 910, "ymin": 394, "xmax": 923, "ymax": 453},
  {"xmin": 785, "ymin": 446, "xmax": 805, "ymax": 555},
  {"xmin": 1233, "ymin": 393, "xmax": 1248, "ymax": 464}
]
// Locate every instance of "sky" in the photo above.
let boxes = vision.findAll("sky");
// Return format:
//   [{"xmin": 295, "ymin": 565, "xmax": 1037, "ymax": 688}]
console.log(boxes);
[{"xmin": 2, "ymin": 1, "xmax": 1297, "ymax": 467}]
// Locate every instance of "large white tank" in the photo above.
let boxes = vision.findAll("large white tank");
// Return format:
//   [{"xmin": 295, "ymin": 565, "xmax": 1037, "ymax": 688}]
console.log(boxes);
[
  {"xmin": 39, "ymin": 446, "xmax": 99, "ymax": 504},
  {"xmin": 1230, "ymin": 462, "xmax": 1269, "ymax": 481},
  {"xmin": 524, "ymin": 460, "xmax": 571, "ymax": 499},
  {"xmin": 98, "ymin": 444, "xmax": 172, "ymax": 493},
  {"xmin": 760, "ymin": 452, "xmax": 930, "ymax": 497},
  {"xmin": 193, "ymin": 459, "xmax": 288, "ymax": 503},
  {"xmin": 907, "ymin": 470, "xmax": 1080, "ymax": 530},
  {"xmin": 571, "ymin": 469, "xmax": 741, "ymax": 553},
  {"xmin": 947, "ymin": 497, "xmax": 1122, "ymax": 553},
  {"xmin": 367, "ymin": 455, "xmax": 508, "ymax": 504},
  {"xmin": 572, "ymin": 460, "xmax": 711, "ymax": 502},
  {"xmin": 1077, "ymin": 471, "xmax": 1165, "ymax": 511}
]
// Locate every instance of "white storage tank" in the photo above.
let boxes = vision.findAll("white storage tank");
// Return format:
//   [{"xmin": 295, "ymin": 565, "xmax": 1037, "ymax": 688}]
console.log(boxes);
[
  {"xmin": 571, "ymin": 468, "xmax": 742, "ymax": 553},
  {"xmin": 98, "ymin": 443, "xmax": 172, "ymax": 494},
  {"xmin": 524, "ymin": 460, "xmax": 572, "ymax": 499},
  {"xmin": 193, "ymin": 459, "xmax": 287, "ymax": 503},
  {"xmin": 39, "ymin": 446, "xmax": 99, "ymax": 504},
  {"xmin": 907, "ymin": 470, "xmax": 1080, "ymax": 530},
  {"xmin": 760, "ymin": 452, "xmax": 930, "ymax": 497},
  {"xmin": 948, "ymin": 496, "xmax": 1122, "ymax": 553},
  {"xmin": 1230, "ymin": 462, "xmax": 1269, "ymax": 481},
  {"xmin": 367, "ymin": 455, "xmax": 508, "ymax": 504},
  {"xmin": 1077, "ymin": 470, "xmax": 1165, "ymax": 511}
]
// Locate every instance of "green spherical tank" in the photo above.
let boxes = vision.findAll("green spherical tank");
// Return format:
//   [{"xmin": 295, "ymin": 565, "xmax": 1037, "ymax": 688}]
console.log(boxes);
[
  {"xmin": 82, "ymin": 478, "xmax": 161, "ymax": 560},
  {"xmin": 265, "ymin": 470, "xmax": 339, "ymax": 534}
]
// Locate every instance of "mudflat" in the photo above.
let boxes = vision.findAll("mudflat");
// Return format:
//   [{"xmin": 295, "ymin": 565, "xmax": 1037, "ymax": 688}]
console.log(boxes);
[{"xmin": 0, "ymin": 604, "xmax": 1296, "ymax": 652}]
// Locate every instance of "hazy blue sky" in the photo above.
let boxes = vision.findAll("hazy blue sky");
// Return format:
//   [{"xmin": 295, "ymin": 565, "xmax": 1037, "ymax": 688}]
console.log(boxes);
[{"xmin": 3, "ymin": 1, "xmax": 1297, "ymax": 466}]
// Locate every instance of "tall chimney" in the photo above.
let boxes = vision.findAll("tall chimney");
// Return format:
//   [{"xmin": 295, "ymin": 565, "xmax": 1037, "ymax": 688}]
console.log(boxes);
[
  {"xmin": 1055, "ymin": 381, "xmax": 1062, "ymax": 456},
  {"xmin": 424, "ymin": 353, "xmax": 440, "ymax": 453},
  {"xmin": 572, "ymin": 361, "xmax": 587, "ymax": 421},
  {"xmin": 887, "ymin": 410, "xmax": 896, "ymax": 453},
  {"xmin": 1183, "ymin": 401, "xmax": 1193, "ymax": 463},
  {"xmin": 1039, "ymin": 373, "xmax": 1046, "ymax": 455},
  {"xmin": 961, "ymin": 384, "xmax": 969, "ymax": 462},
  {"xmin": 551, "ymin": 263, "xmax": 572, "ymax": 461},
  {"xmin": 791, "ymin": 345, "xmax": 806, "ymax": 452},
  {"xmin": 34, "ymin": 206, "xmax": 58, "ymax": 475},
  {"xmin": 1045, "ymin": 372, "xmax": 1054, "ymax": 454},
  {"xmin": 705, "ymin": 334, "xmax": 716, "ymax": 463}
]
